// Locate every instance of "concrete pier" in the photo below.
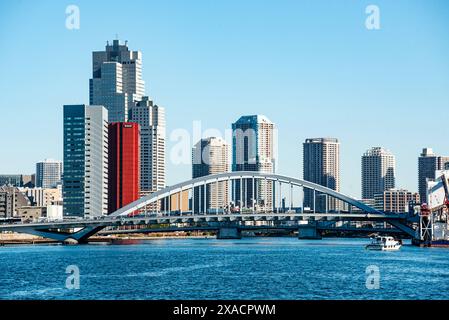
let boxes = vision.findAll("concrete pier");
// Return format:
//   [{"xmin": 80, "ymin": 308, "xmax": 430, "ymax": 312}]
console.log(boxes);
[
  {"xmin": 217, "ymin": 227, "xmax": 242, "ymax": 239},
  {"xmin": 298, "ymin": 224, "xmax": 322, "ymax": 240}
]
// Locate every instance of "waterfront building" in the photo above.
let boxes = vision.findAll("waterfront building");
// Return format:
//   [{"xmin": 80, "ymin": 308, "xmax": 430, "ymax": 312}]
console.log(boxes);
[
  {"xmin": 0, "ymin": 186, "xmax": 30, "ymax": 218},
  {"xmin": 36, "ymin": 159, "xmax": 62, "ymax": 188},
  {"xmin": 90, "ymin": 39, "xmax": 144, "ymax": 122},
  {"xmin": 361, "ymin": 147, "xmax": 396, "ymax": 200},
  {"xmin": 374, "ymin": 189, "xmax": 420, "ymax": 213},
  {"xmin": 129, "ymin": 96, "xmax": 166, "ymax": 194},
  {"xmin": 232, "ymin": 115, "xmax": 275, "ymax": 210},
  {"xmin": 63, "ymin": 104, "xmax": 109, "ymax": 217},
  {"xmin": 303, "ymin": 138, "xmax": 340, "ymax": 212},
  {"xmin": 108, "ymin": 122, "xmax": 140, "ymax": 213},
  {"xmin": 418, "ymin": 148, "xmax": 449, "ymax": 204},
  {"xmin": 192, "ymin": 137, "xmax": 230, "ymax": 213}
]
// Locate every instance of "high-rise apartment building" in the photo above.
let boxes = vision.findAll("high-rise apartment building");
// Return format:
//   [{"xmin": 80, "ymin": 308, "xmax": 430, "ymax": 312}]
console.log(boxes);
[
  {"xmin": 108, "ymin": 122, "xmax": 140, "ymax": 213},
  {"xmin": 63, "ymin": 105, "xmax": 109, "ymax": 217},
  {"xmin": 129, "ymin": 96, "xmax": 166, "ymax": 194},
  {"xmin": 90, "ymin": 40, "xmax": 144, "ymax": 122},
  {"xmin": 418, "ymin": 148, "xmax": 449, "ymax": 204},
  {"xmin": 232, "ymin": 115, "xmax": 275, "ymax": 210},
  {"xmin": 303, "ymin": 138, "xmax": 340, "ymax": 212},
  {"xmin": 192, "ymin": 137, "xmax": 230, "ymax": 213},
  {"xmin": 36, "ymin": 159, "xmax": 62, "ymax": 188},
  {"xmin": 361, "ymin": 147, "xmax": 396, "ymax": 200}
]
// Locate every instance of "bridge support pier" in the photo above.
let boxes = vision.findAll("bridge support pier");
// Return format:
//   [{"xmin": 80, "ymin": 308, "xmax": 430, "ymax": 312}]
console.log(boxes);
[
  {"xmin": 298, "ymin": 223, "xmax": 322, "ymax": 240},
  {"xmin": 217, "ymin": 227, "xmax": 242, "ymax": 240}
]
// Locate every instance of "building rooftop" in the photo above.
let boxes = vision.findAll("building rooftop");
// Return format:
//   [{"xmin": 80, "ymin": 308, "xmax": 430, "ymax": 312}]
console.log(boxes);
[
  {"xmin": 305, "ymin": 138, "xmax": 339, "ymax": 144},
  {"xmin": 234, "ymin": 115, "xmax": 273, "ymax": 125}
]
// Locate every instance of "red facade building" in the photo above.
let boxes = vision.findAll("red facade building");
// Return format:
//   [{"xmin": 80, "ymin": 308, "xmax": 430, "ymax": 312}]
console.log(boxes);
[{"xmin": 108, "ymin": 122, "xmax": 140, "ymax": 213}]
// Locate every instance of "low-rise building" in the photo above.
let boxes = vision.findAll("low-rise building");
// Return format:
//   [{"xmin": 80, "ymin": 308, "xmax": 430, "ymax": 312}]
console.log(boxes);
[
  {"xmin": 17, "ymin": 206, "xmax": 47, "ymax": 223},
  {"xmin": 19, "ymin": 187, "xmax": 62, "ymax": 207},
  {"xmin": 374, "ymin": 189, "xmax": 420, "ymax": 213},
  {"xmin": 0, "ymin": 186, "xmax": 30, "ymax": 218}
]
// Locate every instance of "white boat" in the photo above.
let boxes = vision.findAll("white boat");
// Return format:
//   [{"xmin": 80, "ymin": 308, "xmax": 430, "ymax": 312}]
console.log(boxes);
[{"xmin": 365, "ymin": 236, "xmax": 402, "ymax": 251}]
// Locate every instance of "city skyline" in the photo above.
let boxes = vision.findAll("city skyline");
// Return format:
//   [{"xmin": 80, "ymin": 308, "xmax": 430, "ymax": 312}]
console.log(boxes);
[{"xmin": 1, "ymin": 1, "xmax": 449, "ymax": 199}]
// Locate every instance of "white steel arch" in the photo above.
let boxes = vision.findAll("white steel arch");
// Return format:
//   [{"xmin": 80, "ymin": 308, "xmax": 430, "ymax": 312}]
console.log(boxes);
[{"xmin": 110, "ymin": 172, "xmax": 382, "ymax": 217}]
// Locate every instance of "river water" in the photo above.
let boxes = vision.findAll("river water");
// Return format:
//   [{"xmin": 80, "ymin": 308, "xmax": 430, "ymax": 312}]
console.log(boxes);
[{"xmin": 1, "ymin": 237, "xmax": 448, "ymax": 300}]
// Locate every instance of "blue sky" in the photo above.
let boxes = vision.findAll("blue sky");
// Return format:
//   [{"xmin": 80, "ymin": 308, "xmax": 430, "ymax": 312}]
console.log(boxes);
[{"xmin": 0, "ymin": 0, "xmax": 448, "ymax": 198}]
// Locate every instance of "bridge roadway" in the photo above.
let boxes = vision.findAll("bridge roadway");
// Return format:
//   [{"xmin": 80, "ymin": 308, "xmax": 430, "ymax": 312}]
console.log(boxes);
[
  {"xmin": 0, "ymin": 171, "xmax": 419, "ymax": 243},
  {"xmin": 0, "ymin": 211, "xmax": 413, "ymax": 243},
  {"xmin": 98, "ymin": 224, "xmax": 404, "ymax": 236},
  {"xmin": 0, "ymin": 211, "xmax": 404, "ymax": 230}
]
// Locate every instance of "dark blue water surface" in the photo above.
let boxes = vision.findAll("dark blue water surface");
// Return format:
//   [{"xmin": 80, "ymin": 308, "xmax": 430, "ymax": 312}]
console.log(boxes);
[{"xmin": 1, "ymin": 238, "xmax": 448, "ymax": 300}]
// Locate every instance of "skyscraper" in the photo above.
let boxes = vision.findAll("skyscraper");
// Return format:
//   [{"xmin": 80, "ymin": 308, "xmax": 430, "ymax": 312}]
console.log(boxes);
[
  {"xmin": 361, "ymin": 147, "xmax": 396, "ymax": 200},
  {"xmin": 303, "ymin": 138, "xmax": 340, "ymax": 212},
  {"xmin": 192, "ymin": 137, "xmax": 230, "ymax": 213},
  {"xmin": 418, "ymin": 148, "xmax": 449, "ymax": 204},
  {"xmin": 36, "ymin": 159, "xmax": 62, "ymax": 188},
  {"xmin": 232, "ymin": 115, "xmax": 275, "ymax": 210},
  {"xmin": 108, "ymin": 122, "xmax": 140, "ymax": 213},
  {"xmin": 129, "ymin": 96, "xmax": 166, "ymax": 194},
  {"xmin": 63, "ymin": 105, "xmax": 108, "ymax": 217},
  {"xmin": 90, "ymin": 39, "xmax": 144, "ymax": 122}
]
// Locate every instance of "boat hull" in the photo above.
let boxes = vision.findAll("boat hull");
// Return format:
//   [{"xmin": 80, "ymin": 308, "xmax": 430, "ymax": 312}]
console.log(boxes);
[{"xmin": 365, "ymin": 244, "xmax": 401, "ymax": 251}]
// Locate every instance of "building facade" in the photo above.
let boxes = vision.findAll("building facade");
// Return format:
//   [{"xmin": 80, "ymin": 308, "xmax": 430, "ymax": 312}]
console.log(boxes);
[
  {"xmin": 232, "ymin": 115, "xmax": 275, "ymax": 210},
  {"xmin": 108, "ymin": 122, "xmax": 140, "ymax": 213},
  {"xmin": 63, "ymin": 105, "xmax": 109, "ymax": 217},
  {"xmin": 374, "ymin": 189, "xmax": 420, "ymax": 213},
  {"xmin": 303, "ymin": 138, "xmax": 340, "ymax": 212},
  {"xmin": 19, "ymin": 187, "xmax": 62, "ymax": 207},
  {"xmin": 130, "ymin": 96, "xmax": 166, "ymax": 194},
  {"xmin": 361, "ymin": 147, "xmax": 396, "ymax": 200},
  {"xmin": 0, "ymin": 186, "xmax": 30, "ymax": 218},
  {"xmin": 36, "ymin": 159, "xmax": 62, "ymax": 188},
  {"xmin": 418, "ymin": 148, "xmax": 449, "ymax": 204},
  {"xmin": 192, "ymin": 137, "xmax": 230, "ymax": 213},
  {"xmin": 90, "ymin": 39, "xmax": 144, "ymax": 122}
]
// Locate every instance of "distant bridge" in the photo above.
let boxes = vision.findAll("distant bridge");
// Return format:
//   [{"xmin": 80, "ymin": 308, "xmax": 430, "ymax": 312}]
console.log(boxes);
[{"xmin": 0, "ymin": 172, "xmax": 419, "ymax": 243}]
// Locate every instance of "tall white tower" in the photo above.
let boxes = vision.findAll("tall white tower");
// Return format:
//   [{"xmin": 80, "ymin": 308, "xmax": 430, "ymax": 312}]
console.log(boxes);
[
  {"xmin": 192, "ymin": 137, "xmax": 230, "ymax": 212},
  {"xmin": 129, "ymin": 97, "xmax": 166, "ymax": 194},
  {"xmin": 303, "ymin": 138, "xmax": 340, "ymax": 212},
  {"xmin": 232, "ymin": 115, "xmax": 276, "ymax": 210},
  {"xmin": 362, "ymin": 147, "xmax": 396, "ymax": 200}
]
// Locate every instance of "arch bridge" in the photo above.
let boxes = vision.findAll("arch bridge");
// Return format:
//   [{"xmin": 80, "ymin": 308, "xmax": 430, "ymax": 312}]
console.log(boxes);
[{"xmin": 0, "ymin": 172, "xmax": 418, "ymax": 243}]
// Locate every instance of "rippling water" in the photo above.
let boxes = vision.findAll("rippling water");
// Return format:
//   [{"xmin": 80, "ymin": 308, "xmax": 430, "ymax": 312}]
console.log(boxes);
[{"xmin": 1, "ymin": 238, "xmax": 448, "ymax": 300}]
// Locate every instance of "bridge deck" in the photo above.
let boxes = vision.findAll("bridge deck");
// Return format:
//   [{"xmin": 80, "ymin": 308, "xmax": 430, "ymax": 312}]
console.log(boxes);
[{"xmin": 0, "ymin": 212, "xmax": 404, "ymax": 231}]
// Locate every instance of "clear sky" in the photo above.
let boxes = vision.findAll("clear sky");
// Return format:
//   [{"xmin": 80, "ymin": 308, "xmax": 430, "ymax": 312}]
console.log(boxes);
[{"xmin": 0, "ymin": 0, "xmax": 449, "ymax": 199}]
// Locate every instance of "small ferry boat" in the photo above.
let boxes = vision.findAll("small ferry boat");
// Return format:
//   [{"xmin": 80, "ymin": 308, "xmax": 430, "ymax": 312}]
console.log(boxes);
[{"xmin": 365, "ymin": 236, "xmax": 402, "ymax": 251}]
